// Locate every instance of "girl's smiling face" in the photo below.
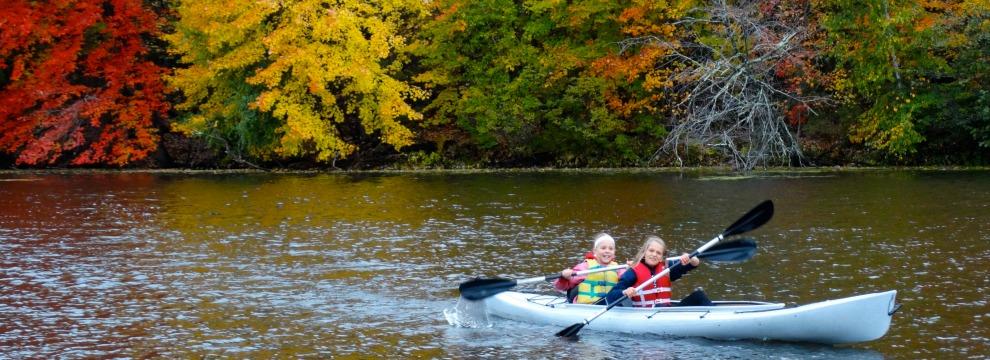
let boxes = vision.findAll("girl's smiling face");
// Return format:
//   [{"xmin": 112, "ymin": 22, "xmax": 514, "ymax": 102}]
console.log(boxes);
[
  {"xmin": 643, "ymin": 241, "xmax": 665, "ymax": 267},
  {"xmin": 593, "ymin": 239, "xmax": 615, "ymax": 264}
]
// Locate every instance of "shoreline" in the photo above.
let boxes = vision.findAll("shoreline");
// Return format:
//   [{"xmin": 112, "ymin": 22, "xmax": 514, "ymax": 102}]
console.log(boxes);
[{"xmin": 2, "ymin": 165, "xmax": 989, "ymax": 176}]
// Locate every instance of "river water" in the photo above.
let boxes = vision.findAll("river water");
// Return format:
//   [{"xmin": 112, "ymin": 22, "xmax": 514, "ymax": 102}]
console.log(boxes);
[{"xmin": 0, "ymin": 170, "xmax": 987, "ymax": 358}]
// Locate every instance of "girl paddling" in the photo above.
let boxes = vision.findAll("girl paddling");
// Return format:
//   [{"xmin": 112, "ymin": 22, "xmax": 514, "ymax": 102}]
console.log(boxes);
[
  {"xmin": 553, "ymin": 233, "xmax": 627, "ymax": 304},
  {"xmin": 606, "ymin": 236, "xmax": 703, "ymax": 307}
]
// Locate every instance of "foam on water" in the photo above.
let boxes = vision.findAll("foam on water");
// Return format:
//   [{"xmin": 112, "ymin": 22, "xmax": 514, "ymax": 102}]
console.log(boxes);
[{"xmin": 443, "ymin": 298, "xmax": 492, "ymax": 328}]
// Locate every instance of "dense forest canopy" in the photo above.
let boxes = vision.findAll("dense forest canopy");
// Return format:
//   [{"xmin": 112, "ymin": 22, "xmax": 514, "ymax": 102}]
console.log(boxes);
[{"xmin": 1, "ymin": 0, "xmax": 988, "ymax": 169}]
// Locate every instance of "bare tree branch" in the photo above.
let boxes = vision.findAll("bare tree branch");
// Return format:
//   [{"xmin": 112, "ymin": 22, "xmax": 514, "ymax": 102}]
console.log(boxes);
[{"xmin": 629, "ymin": 0, "xmax": 828, "ymax": 170}]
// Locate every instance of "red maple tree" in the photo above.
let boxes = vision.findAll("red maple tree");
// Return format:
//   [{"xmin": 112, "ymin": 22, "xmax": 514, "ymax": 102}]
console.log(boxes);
[{"xmin": 0, "ymin": 0, "xmax": 168, "ymax": 166}]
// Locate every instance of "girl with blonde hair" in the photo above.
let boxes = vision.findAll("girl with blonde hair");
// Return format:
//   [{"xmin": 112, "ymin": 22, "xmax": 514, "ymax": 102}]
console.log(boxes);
[
  {"xmin": 553, "ymin": 233, "xmax": 627, "ymax": 304},
  {"xmin": 606, "ymin": 235, "xmax": 701, "ymax": 307}
]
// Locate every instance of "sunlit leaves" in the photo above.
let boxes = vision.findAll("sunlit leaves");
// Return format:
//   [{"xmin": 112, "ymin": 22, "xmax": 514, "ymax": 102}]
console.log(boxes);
[
  {"xmin": 0, "ymin": 0, "xmax": 168, "ymax": 166},
  {"xmin": 167, "ymin": 0, "xmax": 428, "ymax": 162}
]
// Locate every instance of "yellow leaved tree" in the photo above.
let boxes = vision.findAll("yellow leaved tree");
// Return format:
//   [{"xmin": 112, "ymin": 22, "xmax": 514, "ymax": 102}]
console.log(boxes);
[{"xmin": 166, "ymin": 0, "xmax": 428, "ymax": 163}]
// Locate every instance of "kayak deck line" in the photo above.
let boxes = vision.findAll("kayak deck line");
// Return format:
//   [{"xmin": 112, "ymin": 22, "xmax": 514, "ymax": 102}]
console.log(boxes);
[
  {"xmin": 485, "ymin": 290, "xmax": 898, "ymax": 344},
  {"xmin": 526, "ymin": 293, "xmax": 787, "ymax": 313}
]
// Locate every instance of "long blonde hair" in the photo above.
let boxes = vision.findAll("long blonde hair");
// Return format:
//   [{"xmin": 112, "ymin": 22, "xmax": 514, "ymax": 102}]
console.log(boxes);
[{"xmin": 632, "ymin": 236, "xmax": 666, "ymax": 266}]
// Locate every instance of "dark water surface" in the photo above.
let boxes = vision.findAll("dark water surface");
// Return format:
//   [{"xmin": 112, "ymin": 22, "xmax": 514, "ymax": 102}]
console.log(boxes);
[{"xmin": 0, "ymin": 170, "xmax": 987, "ymax": 358}]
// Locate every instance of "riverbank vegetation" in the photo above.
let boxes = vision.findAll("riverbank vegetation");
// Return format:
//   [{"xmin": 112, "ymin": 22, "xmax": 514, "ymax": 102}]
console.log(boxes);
[{"xmin": 2, "ymin": 0, "xmax": 988, "ymax": 170}]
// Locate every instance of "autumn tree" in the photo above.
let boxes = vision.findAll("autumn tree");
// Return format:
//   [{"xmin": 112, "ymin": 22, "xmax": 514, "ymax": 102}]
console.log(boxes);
[
  {"xmin": 416, "ymin": 0, "xmax": 692, "ymax": 166},
  {"xmin": 166, "ymin": 0, "xmax": 429, "ymax": 166},
  {"xmin": 589, "ymin": 0, "xmax": 696, "ymax": 165},
  {"xmin": 947, "ymin": 2, "xmax": 990, "ymax": 152},
  {"xmin": 816, "ymin": 0, "xmax": 990, "ymax": 162},
  {"xmin": 0, "ymin": 0, "xmax": 168, "ymax": 166},
  {"xmin": 899, "ymin": 0, "xmax": 990, "ymax": 161}
]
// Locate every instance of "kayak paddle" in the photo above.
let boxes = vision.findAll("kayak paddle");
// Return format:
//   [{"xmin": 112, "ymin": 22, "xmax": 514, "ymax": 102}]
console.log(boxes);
[
  {"xmin": 458, "ymin": 237, "xmax": 757, "ymax": 301},
  {"xmin": 556, "ymin": 200, "xmax": 774, "ymax": 338},
  {"xmin": 459, "ymin": 264, "xmax": 627, "ymax": 301}
]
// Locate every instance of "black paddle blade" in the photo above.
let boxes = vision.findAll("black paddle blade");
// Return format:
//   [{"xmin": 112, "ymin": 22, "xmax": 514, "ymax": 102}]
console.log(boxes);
[
  {"xmin": 459, "ymin": 278, "xmax": 518, "ymax": 301},
  {"xmin": 722, "ymin": 200, "xmax": 774, "ymax": 237},
  {"xmin": 697, "ymin": 238, "xmax": 757, "ymax": 262},
  {"xmin": 555, "ymin": 323, "xmax": 585, "ymax": 338}
]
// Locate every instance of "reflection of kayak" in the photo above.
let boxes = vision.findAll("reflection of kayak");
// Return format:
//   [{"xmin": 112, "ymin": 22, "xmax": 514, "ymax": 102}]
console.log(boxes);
[{"xmin": 484, "ymin": 290, "xmax": 898, "ymax": 344}]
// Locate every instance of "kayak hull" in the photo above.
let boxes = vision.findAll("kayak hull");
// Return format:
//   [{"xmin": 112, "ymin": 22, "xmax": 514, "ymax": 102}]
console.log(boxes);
[{"xmin": 483, "ymin": 290, "xmax": 897, "ymax": 344}]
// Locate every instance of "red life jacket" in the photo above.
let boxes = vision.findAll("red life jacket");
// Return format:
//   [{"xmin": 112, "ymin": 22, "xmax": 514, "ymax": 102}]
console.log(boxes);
[{"xmin": 630, "ymin": 261, "xmax": 672, "ymax": 307}]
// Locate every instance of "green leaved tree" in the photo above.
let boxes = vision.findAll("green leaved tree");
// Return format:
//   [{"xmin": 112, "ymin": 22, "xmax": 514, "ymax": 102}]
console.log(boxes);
[
  {"xmin": 818, "ymin": 0, "xmax": 990, "ymax": 162},
  {"xmin": 416, "ymin": 0, "xmax": 691, "ymax": 166}
]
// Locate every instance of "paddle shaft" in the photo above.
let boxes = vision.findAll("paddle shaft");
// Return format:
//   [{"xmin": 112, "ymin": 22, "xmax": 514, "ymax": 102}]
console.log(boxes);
[
  {"xmin": 569, "ymin": 236, "xmax": 722, "ymax": 327},
  {"xmin": 520, "ymin": 252, "xmax": 712, "ymax": 286},
  {"xmin": 515, "ymin": 264, "xmax": 629, "ymax": 286}
]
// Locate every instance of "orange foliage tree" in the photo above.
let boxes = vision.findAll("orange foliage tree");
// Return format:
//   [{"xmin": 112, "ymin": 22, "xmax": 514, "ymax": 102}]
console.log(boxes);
[
  {"xmin": 590, "ymin": 1, "xmax": 689, "ymax": 120},
  {"xmin": 0, "ymin": 0, "xmax": 168, "ymax": 166}
]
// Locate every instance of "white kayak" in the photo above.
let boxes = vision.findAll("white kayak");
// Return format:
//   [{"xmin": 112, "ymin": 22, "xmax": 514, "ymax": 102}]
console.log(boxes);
[{"xmin": 483, "ymin": 290, "xmax": 898, "ymax": 344}]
